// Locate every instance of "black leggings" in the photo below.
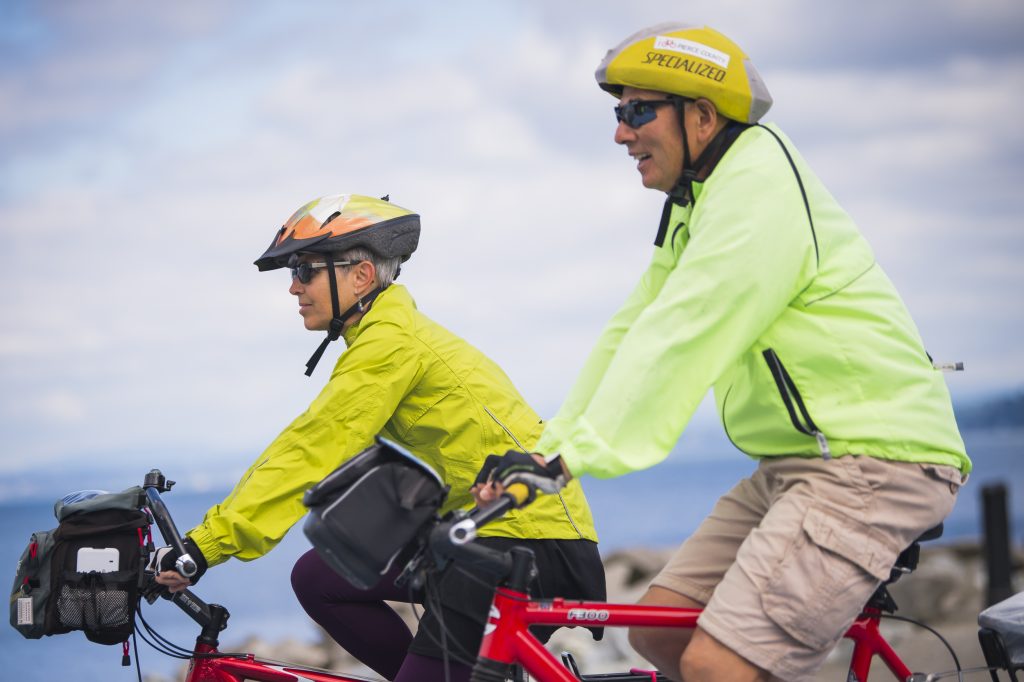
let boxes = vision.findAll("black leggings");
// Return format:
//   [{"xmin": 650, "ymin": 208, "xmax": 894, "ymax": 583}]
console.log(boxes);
[{"xmin": 292, "ymin": 549, "xmax": 461, "ymax": 681}]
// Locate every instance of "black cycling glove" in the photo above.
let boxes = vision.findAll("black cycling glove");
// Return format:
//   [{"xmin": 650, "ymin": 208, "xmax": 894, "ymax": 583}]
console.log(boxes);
[
  {"xmin": 150, "ymin": 537, "xmax": 208, "ymax": 584},
  {"xmin": 474, "ymin": 450, "xmax": 567, "ymax": 504}
]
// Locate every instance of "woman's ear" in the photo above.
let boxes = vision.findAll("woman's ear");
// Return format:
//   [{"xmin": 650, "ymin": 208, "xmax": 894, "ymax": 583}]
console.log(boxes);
[{"xmin": 354, "ymin": 260, "xmax": 377, "ymax": 293}]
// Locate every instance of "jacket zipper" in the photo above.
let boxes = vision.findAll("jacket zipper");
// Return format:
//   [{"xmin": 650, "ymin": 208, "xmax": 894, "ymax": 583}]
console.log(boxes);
[
  {"xmin": 482, "ymin": 404, "xmax": 584, "ymax": 539},
  {"xmin": 762, "ymin": 349, "xmax": 831, "ymax": 459}
]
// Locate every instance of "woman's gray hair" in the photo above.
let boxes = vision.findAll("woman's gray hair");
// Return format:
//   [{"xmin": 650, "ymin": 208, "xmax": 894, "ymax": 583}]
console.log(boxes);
[{"xmin": 336, "ymin": 247, "xmax": 402, "ymax": 288}]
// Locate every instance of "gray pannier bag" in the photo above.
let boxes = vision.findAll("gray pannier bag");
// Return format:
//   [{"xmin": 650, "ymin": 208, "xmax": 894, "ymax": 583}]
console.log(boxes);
[
  {"xmin": 10, "ymin": 529, "xmax": 58, "ymax": 638},
  {"xmin": 303, "ymin": 438, "xmax": 448, "ymax": 590},
  {"xmin": 978, "ymin": 590, "xmax": 1024, "ymax": 671},
  {"xmin": 9, "ymin": 486, "xmax": 150, "ymax": 646}
]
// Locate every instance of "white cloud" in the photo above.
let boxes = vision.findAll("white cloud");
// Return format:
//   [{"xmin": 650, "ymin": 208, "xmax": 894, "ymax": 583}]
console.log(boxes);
[{"xmin": 1, "ymin": 1, "xmax": 1022, "ymax": 476}]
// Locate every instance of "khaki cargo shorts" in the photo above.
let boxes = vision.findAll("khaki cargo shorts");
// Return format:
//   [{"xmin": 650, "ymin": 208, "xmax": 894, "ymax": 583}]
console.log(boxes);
[{"xmin": 651, "ymin": 455, "xmax": 964, "ymax": 681}]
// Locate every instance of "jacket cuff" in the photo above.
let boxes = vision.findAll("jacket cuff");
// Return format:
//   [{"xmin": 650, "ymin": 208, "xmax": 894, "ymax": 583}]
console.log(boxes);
[{"xmin": 186, "ymin": 525, "xmax": 225, "ymax": 568}]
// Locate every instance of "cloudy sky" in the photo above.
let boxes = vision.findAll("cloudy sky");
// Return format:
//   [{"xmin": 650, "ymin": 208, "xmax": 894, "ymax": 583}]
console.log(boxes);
[{"xmin": 1, "ymin": 0, "xmax": 1022, "ymax": 496}]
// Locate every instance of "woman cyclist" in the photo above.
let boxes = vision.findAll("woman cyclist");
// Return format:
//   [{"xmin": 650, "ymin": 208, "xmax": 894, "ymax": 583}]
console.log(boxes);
[{"xmin": 154, "ymin": 193, "xmax": 606, "ymax": 682}]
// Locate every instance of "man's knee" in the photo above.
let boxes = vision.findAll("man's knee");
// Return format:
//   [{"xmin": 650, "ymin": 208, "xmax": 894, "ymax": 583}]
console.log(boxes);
[
  {"xmin": 627, "ymin": 586, "xmax": 703, "ymax": 674},
  {"xmin": 680, "ymin": 628, "xmax": 770, "ymax": 682}
]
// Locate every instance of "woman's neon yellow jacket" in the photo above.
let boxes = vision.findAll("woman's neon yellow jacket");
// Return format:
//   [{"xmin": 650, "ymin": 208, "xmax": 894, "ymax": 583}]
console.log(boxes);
[
  {"xmin": 538, "ymin": 124, "xmax": 970, "ymax": 479},
  {"xmin": 189, "ymin": 285, "xmax": 596, "ymax": 567}
]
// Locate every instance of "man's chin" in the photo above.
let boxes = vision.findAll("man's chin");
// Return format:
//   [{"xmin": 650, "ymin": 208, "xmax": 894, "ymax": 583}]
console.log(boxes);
[{"xmin": 641, "ymin": 175, "xmax": 671, "ymax": 192}]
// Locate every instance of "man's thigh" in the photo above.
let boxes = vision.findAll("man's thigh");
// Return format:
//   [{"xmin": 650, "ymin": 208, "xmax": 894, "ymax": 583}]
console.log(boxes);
[
  {"xmin": 696, "ymin": 455, "xmax": 961, "ymax": 681},
  {"xmin": 650, "ymin": 473, "xmax": 771, "ymax": 604}
]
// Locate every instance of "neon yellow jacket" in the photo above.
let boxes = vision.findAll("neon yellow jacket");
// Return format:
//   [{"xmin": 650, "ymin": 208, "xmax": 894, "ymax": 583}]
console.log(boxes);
[
  {"xmin": 538, "ymin": 124, "xmax": 969, "ymax": 479},
  {"xmin": 190, "ymin": 284, "xmax": 596, "ymax": 567}
]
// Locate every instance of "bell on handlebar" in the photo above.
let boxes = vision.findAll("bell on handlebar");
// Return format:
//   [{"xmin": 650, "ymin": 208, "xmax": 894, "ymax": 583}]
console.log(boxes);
[{"xmin": 144, "ymin": 469, "xmax": 175, "ymax": 493}]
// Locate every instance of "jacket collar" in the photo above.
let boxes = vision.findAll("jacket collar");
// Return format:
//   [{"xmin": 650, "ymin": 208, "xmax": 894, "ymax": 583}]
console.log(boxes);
[{"xmin": 342, "ymin": 284, "xmax": 415, "ymax": 346}]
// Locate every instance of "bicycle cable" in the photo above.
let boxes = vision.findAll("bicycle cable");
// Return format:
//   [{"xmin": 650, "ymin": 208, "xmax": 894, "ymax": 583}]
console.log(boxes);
[
  {"xmin": 407, "ymin": 568, "xmax": 481, "ymax": 671},
  {"xmin": 134, "ymin": 606, "xmax": 194, "ymax": 659},
  {"xmin": 131, "ymin": 626, "xmax": 142, "ymax": 682},
  {"xmin": 879, "ymin": 613, "xmax": 964, "ymax": 682},
  {"xmin": 134, "ymin": 600, "xmax": 250, "ymax": 662}
]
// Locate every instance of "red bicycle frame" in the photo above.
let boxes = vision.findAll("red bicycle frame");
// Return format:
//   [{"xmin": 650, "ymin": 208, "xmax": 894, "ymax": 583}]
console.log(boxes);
[
  {"xmin": 140, "ymin": 471, "xmax": 942, "ymax": 682},
  {"xmin": 475, "ymin": 588, "xmax": 914, "ymax": 682},
  {"xmin": 148, "ymin": 594, "xmax": 375, "ymax": 682},
  {"xmin": 183, "ymin": 640, "xmax": 373, "ymax": 682}
]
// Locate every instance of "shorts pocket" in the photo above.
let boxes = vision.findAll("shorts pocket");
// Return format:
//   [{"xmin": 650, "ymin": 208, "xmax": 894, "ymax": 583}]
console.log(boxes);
[
  {"xmin": 762, "ymin": 505, "xmax": 897, "ymax": 649},
  {"xmin": 921, "ymin": 463, "xmax": 966, "ymax": 494}
]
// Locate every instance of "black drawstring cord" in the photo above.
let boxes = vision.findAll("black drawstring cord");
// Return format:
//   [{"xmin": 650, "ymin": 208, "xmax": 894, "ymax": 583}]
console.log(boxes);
[
  {"xmin": 669, "ymin": 97, "xmax": 694, "ymax": 207},
  {"xmin": 304, "ymin": 318, "xmax": 345, "ymax": 376}
]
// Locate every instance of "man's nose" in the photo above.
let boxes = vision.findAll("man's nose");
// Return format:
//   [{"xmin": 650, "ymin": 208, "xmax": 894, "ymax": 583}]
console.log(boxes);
[{"xmin": 614, "ymin": 120, "xmax": 636, "ymax": 145}]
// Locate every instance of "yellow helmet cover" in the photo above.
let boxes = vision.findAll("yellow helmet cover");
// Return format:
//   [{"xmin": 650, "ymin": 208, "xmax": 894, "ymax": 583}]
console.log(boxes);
[{"xmin": 596, "ymin": 23, "xmax": 772, "ymax": 124}]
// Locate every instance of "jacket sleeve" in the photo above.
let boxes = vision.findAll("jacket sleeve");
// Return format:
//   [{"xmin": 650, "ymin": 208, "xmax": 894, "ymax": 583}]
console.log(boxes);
[
  {"xmin": 540, "ymin": 142, "xmax": 819, "ymax": 478},
  {"xmin": 188, "ymin": 320, "xmax": 425, "ymax": 567}
]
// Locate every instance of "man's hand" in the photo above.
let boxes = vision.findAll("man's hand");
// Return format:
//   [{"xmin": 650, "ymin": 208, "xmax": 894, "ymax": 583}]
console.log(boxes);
[{"xmin": 470, "ymin": 451, "xmax": 572, "ymax": 507}]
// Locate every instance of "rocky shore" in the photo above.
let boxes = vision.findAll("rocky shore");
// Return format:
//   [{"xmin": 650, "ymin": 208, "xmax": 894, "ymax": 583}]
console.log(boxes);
[{"xmin": 145, "ymin": 541, "xmax": 1020, "ymax": 681}]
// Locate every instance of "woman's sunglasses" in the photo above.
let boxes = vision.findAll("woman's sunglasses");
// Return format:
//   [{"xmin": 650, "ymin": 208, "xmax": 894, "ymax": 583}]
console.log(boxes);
[
  {"xmin": 289, "ymin": 260, "xmax": 359, "ymax": 284},
  {"xmin": 613, "ymin": 98, "xmax": 677, "ymax": 128}
]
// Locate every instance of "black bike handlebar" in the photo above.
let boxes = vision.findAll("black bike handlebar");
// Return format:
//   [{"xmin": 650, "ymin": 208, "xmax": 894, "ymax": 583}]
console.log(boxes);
[
  {"xmin": 140, "ymin": 470, "xmax": 229, "ymax": 639},
  {"xmin": 421, "ymin": 482, "xmax": 538, "ymax": 583},
  {"xmin": 143, "ymin": 470, "xmax": 198, "ymax": 578}
]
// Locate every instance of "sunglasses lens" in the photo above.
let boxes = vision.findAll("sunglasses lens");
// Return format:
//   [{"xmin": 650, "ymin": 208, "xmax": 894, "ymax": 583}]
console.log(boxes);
[
  {"xmin": 290, "ymin": 263, "xmax": 313, "ymax": 283},
  {"xmin": 614, "ymin": 101, "xmax": 661, "ymax": 128}
]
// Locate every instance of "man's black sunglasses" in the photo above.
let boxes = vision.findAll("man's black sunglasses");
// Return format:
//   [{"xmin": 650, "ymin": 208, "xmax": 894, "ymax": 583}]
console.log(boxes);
[
  {"xmin": 289, "ymin": 260, "xmax": 359, "ymax": 284},
  {"xmin": 614, "ymin": 98, "xmax": 677, "ymax": 128}
]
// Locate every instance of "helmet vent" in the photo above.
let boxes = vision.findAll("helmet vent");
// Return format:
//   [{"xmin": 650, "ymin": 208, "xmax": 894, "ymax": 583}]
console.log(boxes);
[{"xmin": 321, "ymin": 211, "xmax": 342, "ymax": 228}]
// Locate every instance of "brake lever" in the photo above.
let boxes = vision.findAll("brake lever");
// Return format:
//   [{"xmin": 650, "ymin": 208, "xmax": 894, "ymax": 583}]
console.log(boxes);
[{"xmin": 141, "ymin": 574, "xmax": 170, "ymax": 605}]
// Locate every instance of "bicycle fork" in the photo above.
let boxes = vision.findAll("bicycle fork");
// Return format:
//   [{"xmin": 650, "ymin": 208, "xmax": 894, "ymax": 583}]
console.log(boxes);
[{"xmin": 845, "ymin": 608, "xmax": 914, "ymax": 681}]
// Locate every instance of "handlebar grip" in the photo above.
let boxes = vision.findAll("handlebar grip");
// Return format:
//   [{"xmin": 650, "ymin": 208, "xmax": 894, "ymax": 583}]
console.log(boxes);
[
  {"xmin": 504, "ymin": 482, "xmax": 532, "ymax": 507},
  {"xmin": 175, "ymin": 555, "xmax": 198, "ymax": 579}
]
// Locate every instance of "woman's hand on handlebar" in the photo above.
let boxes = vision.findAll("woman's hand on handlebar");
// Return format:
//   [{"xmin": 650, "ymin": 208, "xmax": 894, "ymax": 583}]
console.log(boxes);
[
  {"xmin": 148, "ymin": 538, "xmax": 209, "ymax": 593},
  {"xmin": 154, "ymin": 568, "xmax": 192, "ymax": 594}
]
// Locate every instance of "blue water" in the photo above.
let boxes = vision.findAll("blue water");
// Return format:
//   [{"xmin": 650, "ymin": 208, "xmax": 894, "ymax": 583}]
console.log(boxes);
[{"xmin": 2, "ymin": 426, "xmax": 1021, "ymax": 681}]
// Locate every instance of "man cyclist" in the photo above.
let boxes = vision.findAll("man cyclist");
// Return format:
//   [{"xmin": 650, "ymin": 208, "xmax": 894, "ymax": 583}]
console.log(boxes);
[
  {"xmin": 478, "ymin": 23, "xmax": 970, "ymax": 682},
  {"xmin": 154, "ymin": 194, "xmax": 605, "ymax": 682}
]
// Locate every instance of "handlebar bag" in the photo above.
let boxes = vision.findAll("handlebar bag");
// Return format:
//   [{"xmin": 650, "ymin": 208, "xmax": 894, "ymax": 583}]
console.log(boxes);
[
  {"xmin": 303, "ymin": 437, "xmax": 448, "ymax": 590},
  {"xmin": 9, "ymin": 486, "xmax": 150, "ymax": 645}
]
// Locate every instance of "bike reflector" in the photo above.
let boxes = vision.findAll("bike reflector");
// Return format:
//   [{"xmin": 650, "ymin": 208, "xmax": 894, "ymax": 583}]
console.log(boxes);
[{"xmin": 303, "ymin": 438, "xmax": 448, "ymax": 590}]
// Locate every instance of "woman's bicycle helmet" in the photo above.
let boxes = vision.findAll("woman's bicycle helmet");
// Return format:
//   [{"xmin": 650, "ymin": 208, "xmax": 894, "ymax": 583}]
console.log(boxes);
[
  {"xmin": 596, "ymin": 23, "xmax": 773, "ymax": 205},
  {"xmin": 255, "ymin": 194, "xmax": 421, "ymax": 376},
  {"xmin": 255, "ymin": 193, "xmax": 420, "ymax": 272}
]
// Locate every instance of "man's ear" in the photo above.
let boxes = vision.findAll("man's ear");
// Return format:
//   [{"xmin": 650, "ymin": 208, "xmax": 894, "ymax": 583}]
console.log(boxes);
[{"xmin": 693, "ymin": 98, "xmax": 723, "ymax": 142}]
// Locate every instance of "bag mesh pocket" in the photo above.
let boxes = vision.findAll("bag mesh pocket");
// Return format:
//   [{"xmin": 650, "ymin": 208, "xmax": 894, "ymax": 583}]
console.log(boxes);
[{"xmin": 56, "ymin": 581, "xmax": 131, "ymax": 630}]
